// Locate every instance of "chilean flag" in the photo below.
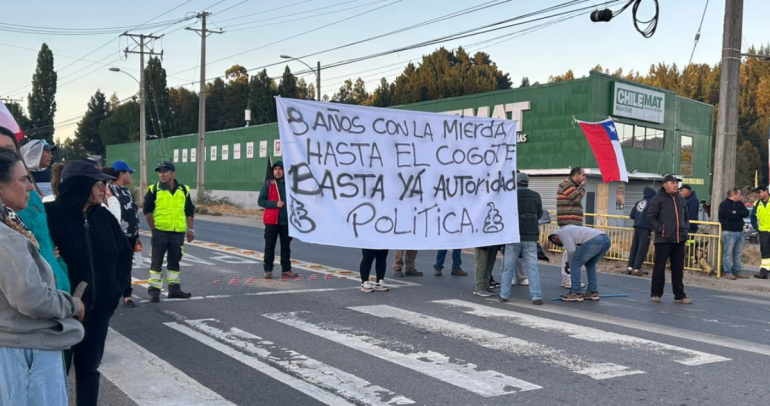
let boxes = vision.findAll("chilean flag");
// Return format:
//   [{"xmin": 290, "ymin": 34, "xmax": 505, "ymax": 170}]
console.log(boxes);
[
  {"xmin": 577, "ymin": 117, "xmax": 628, "ymax": 183},
  {"xmin": 0, "ymin": 102, "xmax": 24, "ymax": 142}
]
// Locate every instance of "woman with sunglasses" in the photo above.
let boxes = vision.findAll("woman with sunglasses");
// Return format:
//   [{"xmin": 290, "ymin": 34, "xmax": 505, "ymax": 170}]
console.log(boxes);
[{"xmin": 44, "ymin": 159, "xmax": 133, "ymax": 406}]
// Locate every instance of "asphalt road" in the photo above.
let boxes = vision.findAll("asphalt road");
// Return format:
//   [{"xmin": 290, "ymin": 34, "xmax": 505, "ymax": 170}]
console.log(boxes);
[{"xmin": 92, "ymin": 217, "xmax": 770, "ymax": 406}]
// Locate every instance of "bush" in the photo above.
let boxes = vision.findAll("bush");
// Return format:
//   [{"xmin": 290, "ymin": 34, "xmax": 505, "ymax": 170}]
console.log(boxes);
[{"xmin": 195, "ymin": 188, "xmax": 241, "ymax": 208}]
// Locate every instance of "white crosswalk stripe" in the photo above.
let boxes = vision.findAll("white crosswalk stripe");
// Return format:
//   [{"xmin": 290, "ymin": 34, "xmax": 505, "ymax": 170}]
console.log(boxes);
[
  {"xmin": 349, "ymin": 305, "xmax": 644, "ymax": 380},
  {"xmin": 166, "ymin": 318, "xmax": 415, "ymax": 406},
  {"xmin": 434, "ymin": 300, "xmax": 730, "ymax": 366},
  {"xmin": 263, "ymin": 311, "xmax": 542, "ymax": 397}
]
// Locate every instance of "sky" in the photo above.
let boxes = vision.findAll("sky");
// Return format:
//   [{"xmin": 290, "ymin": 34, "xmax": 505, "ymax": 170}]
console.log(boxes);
[{"xmin": 1, "ymin": 0, "xmax": 768, "ymax": 143}]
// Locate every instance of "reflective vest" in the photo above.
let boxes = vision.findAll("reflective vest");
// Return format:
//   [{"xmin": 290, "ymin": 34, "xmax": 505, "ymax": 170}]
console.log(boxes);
[
  {"xmin": 756, "ymin": 200, "xmax": 770, "ymax": 232},
  {"xmin": 149, "ymin": 182, "xmax": 189, "ymax": 232}
]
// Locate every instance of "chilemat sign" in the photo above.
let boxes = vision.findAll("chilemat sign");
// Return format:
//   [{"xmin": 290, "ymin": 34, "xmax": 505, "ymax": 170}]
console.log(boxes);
[
  {"xmin": 612, "ymin": 82, "xmax": 665, "ymax": 124},
  {"xmin": 276, "ymin": 97, "xmax": 520, "ymax": 249}
]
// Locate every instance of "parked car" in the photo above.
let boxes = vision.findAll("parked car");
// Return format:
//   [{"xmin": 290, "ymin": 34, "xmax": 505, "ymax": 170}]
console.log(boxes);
[{"xmin": 744, "ymin": 217, "xmax": 759, "ymax": 244}]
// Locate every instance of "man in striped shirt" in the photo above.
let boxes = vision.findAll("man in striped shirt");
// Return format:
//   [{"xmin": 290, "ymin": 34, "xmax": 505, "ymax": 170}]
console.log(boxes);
[
  {"xmin": 556, "ymin": 167, "xmax": 586, "ymax": 289},
  {"xmin": 556, "ymin": 167, "xmax": 586, "ymax": 227}
]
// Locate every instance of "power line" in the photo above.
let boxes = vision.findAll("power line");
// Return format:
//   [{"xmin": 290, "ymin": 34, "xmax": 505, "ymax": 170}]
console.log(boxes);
[
  {"xmin": 227, "ymin": 0, "xmax": 390, "ymax": 32},
  {"xmin": 687, "ymin": 0, "xmax": 710, "ymax": 67},
  {"xmin": 170, "ymin": 0, "xmax": 405, "ymax": 77},
  {"xmin": 168, "ymin": 0, "xmax": 512, "ymax": 81},
  {"xmin": 3, "ymin": 0, "xmax": 197, "ymax": 98},
  {"xmin": 212, "ymin": 0, "xmax": 317, "ymax": 24}
]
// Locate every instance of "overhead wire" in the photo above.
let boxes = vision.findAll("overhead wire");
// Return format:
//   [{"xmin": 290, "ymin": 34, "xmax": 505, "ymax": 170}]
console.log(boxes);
[
  {"xmin": 226, "ymin": 0, "xmax": 390, "ymax": 32},
  {"xmin": 687, "ymin": 0, "xmax": 710, "ymax": 67}
]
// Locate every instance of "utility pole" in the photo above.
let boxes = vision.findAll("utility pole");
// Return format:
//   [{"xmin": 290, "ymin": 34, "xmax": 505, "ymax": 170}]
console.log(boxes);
[
  {"xmin": 186, "ymin": 12, "xmax": 222, "ymax": 198},
  {"xmin": 121, "ymin": 33, "xmax": 163, "ymax": 199},
  {"xmin": 317, "ymin": 61, "xmax": 322, "ymax": 101},
  {"xmin": 710, "ymin": 0, "xmax": 743, "ymax": 221}
]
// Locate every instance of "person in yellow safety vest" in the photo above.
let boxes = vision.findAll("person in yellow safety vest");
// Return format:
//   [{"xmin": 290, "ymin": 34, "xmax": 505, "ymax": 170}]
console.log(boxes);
[
  {"xmin": 750, "ymin": 184, "xmax": 770, "ymax": 279},
  {"xmin": 143, "ymin": 161, "xmax": 195, "ymax": 302}
]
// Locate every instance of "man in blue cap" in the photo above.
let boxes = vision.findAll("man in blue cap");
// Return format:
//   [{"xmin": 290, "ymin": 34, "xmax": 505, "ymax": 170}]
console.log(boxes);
[
  {"xmin": 110, "ymin": 160, "xmax": 141, "ymax": 307},
  {"xmin": 143, "ymin": 161, "xmax": 195, "ymax": 302}
]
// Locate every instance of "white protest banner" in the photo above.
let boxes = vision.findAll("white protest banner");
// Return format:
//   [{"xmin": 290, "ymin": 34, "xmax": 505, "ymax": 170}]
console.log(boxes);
[{"xmin": 276, "ymin": 97, "xmax": 519, "ymax": 249}]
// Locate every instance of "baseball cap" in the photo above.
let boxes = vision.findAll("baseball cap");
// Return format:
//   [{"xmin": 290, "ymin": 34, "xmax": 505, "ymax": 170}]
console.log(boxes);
[
  {"xmin": 516, "ymin": 172, "xmax": 529, "ymax": 185},
  {"xmin": 111, "ymin": 160, "xmax": 134, "ymax": 173},
  {"xmin": 753, "ymin": 184, "xmax": 768, "ymax": 192},
  {"xmin": 61, "ymin": 160, "xmax": 115, "ymax": 182},
  {"xmin": 679, "ymin": 184, "xmax": 692, "ymax": 191},
  {"xmin": 661, "ymin": 174, "xmax": 681, "ymax": 184},
  {"xmin": 155, "ymin": 161, "xmax": 175, "ymax": 172}
]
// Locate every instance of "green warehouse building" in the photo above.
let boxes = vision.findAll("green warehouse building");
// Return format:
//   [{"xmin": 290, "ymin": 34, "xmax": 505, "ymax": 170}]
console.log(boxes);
[{"xmin": 107, "ymin": 71, "xmax": 714, "ymax": 216}]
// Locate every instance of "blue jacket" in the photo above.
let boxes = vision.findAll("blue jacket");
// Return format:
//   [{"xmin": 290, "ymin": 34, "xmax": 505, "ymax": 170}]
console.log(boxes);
[
  {"xmin": 630, "ymin": 187, "xmax": 656, "ymax": 231},
  {"xmin": 683, "ymin": 191, "xmax": 700, "ymax": 232},
  {"xmin": 16, "ymin": 192, "xmax": 71, "ymax": 292}
]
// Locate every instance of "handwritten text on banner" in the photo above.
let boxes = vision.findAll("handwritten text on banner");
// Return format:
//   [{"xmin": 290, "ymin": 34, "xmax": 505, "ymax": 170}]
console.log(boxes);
[{"xmin": 276, "ymin": 97, "xmax": 519, "ymax": 249}]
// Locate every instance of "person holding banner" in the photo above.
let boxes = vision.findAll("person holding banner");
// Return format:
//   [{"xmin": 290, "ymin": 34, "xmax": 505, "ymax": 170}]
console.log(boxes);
[
  {"xmin": 474, "ymin": 245, "xmax": 503, "ymax": 297},
  {"xmin": 500, "ymin": 173, "xmax": 544, "ymax": 305},
  {"xmin": 258, "ymin": 160, "xmax": 298, "ymax": 279},
  {"xmin": 359, "ymin": 249, "xmax": 390, "ymax": 292}
]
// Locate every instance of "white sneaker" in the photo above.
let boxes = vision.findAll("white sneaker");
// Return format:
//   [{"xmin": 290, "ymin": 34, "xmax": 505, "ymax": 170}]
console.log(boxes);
[
  {"xmin": 561, "ymin": 280, "xmax": 585, "ymax": 289},
  {"xmin": 373, "ymin": 281, "xmax": 389, "ymax": 292},
  {"xmin": 517, "ymin": 279, "xmax": 529, "ymax": 286},
  {"xmin": 361, "ymin": 281, "xmax": 374, "ymax": 293}
]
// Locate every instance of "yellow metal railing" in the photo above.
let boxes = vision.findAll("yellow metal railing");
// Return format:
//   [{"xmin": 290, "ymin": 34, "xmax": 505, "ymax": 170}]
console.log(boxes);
[{"xmin": 540, "ymin": 212, "xmax": 722, "ymax": 276}]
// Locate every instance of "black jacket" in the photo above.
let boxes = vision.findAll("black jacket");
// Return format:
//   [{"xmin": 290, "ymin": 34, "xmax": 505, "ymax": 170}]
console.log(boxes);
[
  {"xmin": 630, "ymin": 187, "xmax": 656, "ymax": 231},
  {"xmin": 45, "ymin": 176, "xmax": 133, "ymax": 323},
  {"xmin": 647, "ymin": 187, "xmax": 690, "ymax": 244},
  {"xmin": 718, "ymin": 198, "xmax": 749, "ymax": 232},
  {"xmin": 517, "ymin": 187, "xmax": 543, "ymax": 242},
  {"xmin": 683, "ymin": 191, "xmax": 700, "ymax": 232}
]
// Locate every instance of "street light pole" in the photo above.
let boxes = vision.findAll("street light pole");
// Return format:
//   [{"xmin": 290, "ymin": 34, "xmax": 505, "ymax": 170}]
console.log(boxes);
[
  {"xmin": 108, "ymin": 67, "xmax": 146, "ymax": 196},
  {"xmin": 280, "ymin": 55, "xmax": 321, "ymax": 101}
]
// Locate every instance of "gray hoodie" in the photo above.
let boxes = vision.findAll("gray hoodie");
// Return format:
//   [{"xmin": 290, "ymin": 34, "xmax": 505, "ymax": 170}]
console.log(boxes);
[{"xmin": 0, "ymin": 203, "xmax": 84, "ymax": 350}]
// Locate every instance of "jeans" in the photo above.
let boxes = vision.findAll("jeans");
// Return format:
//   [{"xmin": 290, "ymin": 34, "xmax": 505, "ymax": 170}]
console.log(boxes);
[
  {"xmin": 0, "ymin": 347, "xmax": 67, "ymax": 406},
  {"xmin": 434, "ymin": 249, "xmax": 462, "ymax": 270},
  {"xmin": 627, "ymin": 228, "xmax": 652, "ymax": 270},
  {"xmin": 360, "ymin": 249, "xmax": 388, "ymax": 282},
  {"xmin": 264, "ymin": 224, "xmax": 292, "ymax": 272},
  {"xmin": 65, "ymin": 319, "xmax": 110, "ymax": 406},
  {"xmin": 501, "ymin": 242, "xmax": 541, "ymax": 300},
  {"xmin": 569, "ymin": 235, "xmax": 611, "ymax": 294},
  {"xmin": 651, "ymin": 242, "xmax": 687, "ymax": 300},
  {"xmin": 721, "ymin": 231, "xmax": 744, "ymax": 275}
]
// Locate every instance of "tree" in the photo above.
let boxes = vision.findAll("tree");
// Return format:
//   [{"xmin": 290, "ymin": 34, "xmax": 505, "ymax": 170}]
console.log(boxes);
[
  {"xmin": 369, "ymin": 77, "xmax": 395, "ymax": 107},
  {"xmin": 277, "ymin": 66, "xmax": 299, "ymax": 99},
  {"xmin": 99, "ymin": 100, "xmax": 140, "ymax": 146},
  {"xmin": 519, "ymin": 77, "xmax": 530, "ymax": 87},
  {"xmin": 144, "ymin": 57, "xmax": 176, "ymax": 137},
  {"xmin": 248, "ymin": 69, "xmax": 277, "ymax": 124},
  {"xmin": 548, "ymin": 69, "xmax": 575, "ymax": 83},
  {"xmin": 297, "ymin": 78, "xmax": 316, "ymax": 100},
  {"xmin": 72, "ymin": 90, "xmax": 110, "ymax": 155},
  {"xmin": 223, "ymin": 65, "xmax": 250, "ymax": 129},
  {"xmin": 27, "ymin": 43, "xmax": 57, "ymax": 142},
  {"xmin": 168, "ymin": 87, "xmax": 198, "ymax": 135},
  {"xmin": 205, "ymin": 77, "xmax": 226, "ymax": 131},
  {"xmin": 736, "ymin": 141, "xmax": 761, "ymax": 189}
]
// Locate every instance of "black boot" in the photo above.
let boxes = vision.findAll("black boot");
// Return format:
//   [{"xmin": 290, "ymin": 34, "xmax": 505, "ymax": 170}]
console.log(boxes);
[
  {"xmin": 148, "ymin": 287, "xmax": 161, "ymax": 303},
  {"xmin": 168, "ymin": 285, "xmax": 192, "ymax": 299},
  {"xmin": 755, "ymin": 268, "xmax": 769, "ymax": 279}
]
